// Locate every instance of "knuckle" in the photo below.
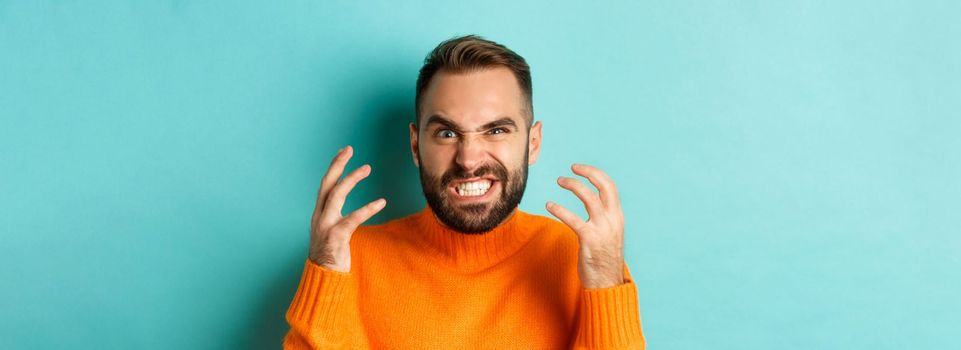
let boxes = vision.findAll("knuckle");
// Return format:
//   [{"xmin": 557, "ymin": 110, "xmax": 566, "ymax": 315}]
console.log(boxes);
[
  {"xmin": 357, "ymin": 165, "xmax": 372, "ymax": 177},
  {"xmin": 329, "ymin": 182, "xmax": 349, "ymax": 197},
  {"xmin": 604, "ymin": 174, "xmax": 615, "ymax": 185},
  {"xmin": 575, "ymin": 183, "xmax": 591, "ymax": 194},
  {"xmin": 320, "ymin": 174, "xmax": 334, "ymax": 185}
]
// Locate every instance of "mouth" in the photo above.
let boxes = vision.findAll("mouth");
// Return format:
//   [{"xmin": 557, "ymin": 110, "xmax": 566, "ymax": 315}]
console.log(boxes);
[{"xmin": 447, "ymin": 176, "xmax": 500, "ymax": 202}]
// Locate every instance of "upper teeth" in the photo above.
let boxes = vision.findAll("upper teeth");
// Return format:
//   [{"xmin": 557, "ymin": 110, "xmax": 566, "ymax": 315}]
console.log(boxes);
[{"xmin": 456, "ymin": 180, "xmax": 492, "ymax": 197}]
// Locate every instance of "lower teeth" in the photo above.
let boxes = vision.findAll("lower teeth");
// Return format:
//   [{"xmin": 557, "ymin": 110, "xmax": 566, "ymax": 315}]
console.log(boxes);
[{"xmin": 460, "ymin": 189, "xmax": 487, "ymax": 196}]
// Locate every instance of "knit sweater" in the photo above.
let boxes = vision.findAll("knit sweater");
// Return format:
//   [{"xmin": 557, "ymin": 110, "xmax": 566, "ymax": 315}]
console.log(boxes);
[{"xmin": 283, "ymin": 204, "xmax": 646, "ymax": 349}]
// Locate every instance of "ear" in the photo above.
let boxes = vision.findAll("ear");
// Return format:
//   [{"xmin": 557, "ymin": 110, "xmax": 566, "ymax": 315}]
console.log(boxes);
[
  {"xmin": 527, "ymin": 120, "xmax": 542, "ymax": 165},
  {"xmin": 409, "ymin": 122, "xmax": 420, "ymax": 168}
]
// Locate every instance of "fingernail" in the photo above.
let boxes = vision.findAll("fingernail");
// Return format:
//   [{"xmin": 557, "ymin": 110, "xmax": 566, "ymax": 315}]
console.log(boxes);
[{"xmin": 546, "ymin": 201, "xmax": 554, "ymax": 208}]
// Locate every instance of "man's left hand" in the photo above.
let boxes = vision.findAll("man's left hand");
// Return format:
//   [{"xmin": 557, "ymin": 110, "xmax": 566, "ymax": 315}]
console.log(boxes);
[{"xmin": 546, "ymin": 163, "xmax": 626, "ymax": 289}]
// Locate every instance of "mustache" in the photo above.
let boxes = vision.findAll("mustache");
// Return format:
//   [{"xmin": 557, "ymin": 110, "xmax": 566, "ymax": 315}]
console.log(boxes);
[{"xmin": 441, "ymin": 163, "xmax": 509, "ymax": 186}]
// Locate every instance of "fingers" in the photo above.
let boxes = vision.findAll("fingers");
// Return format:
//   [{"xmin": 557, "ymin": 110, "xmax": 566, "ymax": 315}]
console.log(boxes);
[
  {"xmin": 316, "ymin": 146, "xmax": 354, "ymax": 213},
  {"xmin": 556, "ymin": 176, "xmax": 604, "ymax": 220},
  {"xmin": 323, "ymin": 163, "xmax": 372, "ymax": 219},
  {"xmin": 545, "ymin": 201, "xmax": 586, "ymax": 232},
  {"xmin": 571, "ymin": 164, "xmax": 620, "ymax": 209},
  {"xmin": 336, "ymin": 198, "xmax": 387, "ymax": 234}
]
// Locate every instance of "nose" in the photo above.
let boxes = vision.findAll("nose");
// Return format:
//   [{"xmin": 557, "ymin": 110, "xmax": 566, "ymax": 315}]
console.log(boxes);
[{"xmin": 455, "ymin": 136, "xmax": 485, "ymax": 173}]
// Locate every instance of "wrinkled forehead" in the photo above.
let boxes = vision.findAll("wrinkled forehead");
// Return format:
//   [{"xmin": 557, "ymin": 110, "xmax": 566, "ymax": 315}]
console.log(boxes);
[{"xmin": 419, "ymin": 68, "xmax": 526, "ymax": 129}]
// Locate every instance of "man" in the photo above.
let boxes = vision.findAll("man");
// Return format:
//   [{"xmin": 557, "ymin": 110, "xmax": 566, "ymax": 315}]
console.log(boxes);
[{"xmin": 284, "ymin": 35, "xmax": 645, "ymax": 349}]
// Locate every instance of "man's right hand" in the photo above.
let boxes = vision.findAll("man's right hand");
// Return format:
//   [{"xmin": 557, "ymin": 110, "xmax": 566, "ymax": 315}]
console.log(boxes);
[{"xmin": 309, "ymin": 145, "xmax": 386, "ymax": 272}]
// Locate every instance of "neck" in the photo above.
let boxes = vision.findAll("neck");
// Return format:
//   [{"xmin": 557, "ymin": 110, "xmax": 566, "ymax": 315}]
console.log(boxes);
[{"xmin": 414, "ymin": 204, "xmax": 537, "ymax": 272}]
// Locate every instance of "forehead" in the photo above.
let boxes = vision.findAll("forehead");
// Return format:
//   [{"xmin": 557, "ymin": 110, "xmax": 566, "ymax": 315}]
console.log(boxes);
[{"xmin": 420, "ymin": 67, "xmax": 525, "ymax": 128}]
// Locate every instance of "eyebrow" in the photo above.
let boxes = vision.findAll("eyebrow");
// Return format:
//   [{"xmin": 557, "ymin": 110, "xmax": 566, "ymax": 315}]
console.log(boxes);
[{"xmin": 424, "ymin": 115, "xmax": 519, "ymax": 133}]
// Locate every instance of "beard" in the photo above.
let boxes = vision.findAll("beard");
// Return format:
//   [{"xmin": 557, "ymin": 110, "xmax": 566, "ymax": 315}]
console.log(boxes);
[{"xmin": 417, "ymin": 149, "xmax": 529, "ymax": 234}]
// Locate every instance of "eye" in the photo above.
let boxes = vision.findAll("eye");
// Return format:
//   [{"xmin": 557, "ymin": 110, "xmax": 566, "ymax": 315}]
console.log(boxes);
[
  {"xmin": 489, "ymin": 127, "xmax": 508, "ymax": 135},
  {"xmin": 435, "ymin": 129, "xmax": 457, "ymax": 139}
]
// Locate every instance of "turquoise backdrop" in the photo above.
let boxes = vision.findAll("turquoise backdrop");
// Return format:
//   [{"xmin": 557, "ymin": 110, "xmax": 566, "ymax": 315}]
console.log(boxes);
[{"xmin": 1, "ymin": 1, "xmax": 958, "ymax": 349}]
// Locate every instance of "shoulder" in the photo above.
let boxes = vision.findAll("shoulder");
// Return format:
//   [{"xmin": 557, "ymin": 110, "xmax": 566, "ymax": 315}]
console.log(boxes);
[{"xmin": 351, "ymin": 211, "xmax": 421, "ymax": 247}]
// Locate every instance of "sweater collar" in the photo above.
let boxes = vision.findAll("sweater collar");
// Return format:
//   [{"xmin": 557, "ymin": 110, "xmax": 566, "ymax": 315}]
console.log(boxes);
[{"xmin": 413, "ymin": 204, "xmax": 537, "ymax": 272}]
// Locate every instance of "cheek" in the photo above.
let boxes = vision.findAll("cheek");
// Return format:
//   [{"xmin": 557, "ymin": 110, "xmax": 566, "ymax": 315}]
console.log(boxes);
[
  {"xmin": 491, "ymin": 145, "xmax": 525, "ymax": 170},
  {"xmin": 420, "ymin": 148, "xmax": 454, "ymax": 179},
  {"xmin": 419, "ymin": 145, "xmax": 456, "ymax": 171}
]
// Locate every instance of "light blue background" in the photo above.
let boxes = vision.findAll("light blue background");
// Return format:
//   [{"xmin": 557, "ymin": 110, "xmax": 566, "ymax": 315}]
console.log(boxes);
[{"xmin": 2, "ymin": 1, "xmax": 959, "ymax": 349}]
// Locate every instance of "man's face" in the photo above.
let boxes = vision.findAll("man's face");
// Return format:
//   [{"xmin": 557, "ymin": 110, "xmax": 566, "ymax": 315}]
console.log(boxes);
[{"xmin": 410, "ymin": 67, "xmax": 542, "ymax": 233}]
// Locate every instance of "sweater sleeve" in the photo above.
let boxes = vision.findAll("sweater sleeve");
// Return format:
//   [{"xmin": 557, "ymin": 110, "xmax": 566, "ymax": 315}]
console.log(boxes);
[
  {"xmin": 572, "ymin": 263, "xmax": 646, "ymax": 350},
  {"xmin": 282, "ymin": 259, "xmax": 366, "ymax": 349}
]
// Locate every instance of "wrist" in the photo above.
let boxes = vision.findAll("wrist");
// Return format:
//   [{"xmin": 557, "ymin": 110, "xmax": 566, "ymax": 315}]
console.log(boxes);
[
  {"xmin": 579, "ymin": 254, "xmax": 626, "ymax": 289},
  {"xmin": 581, "ymin": 269, "xmax": 625, "ymax": 289},
  {"xmin": 309, "ymin": 240, "xmax": 351, "ymax": 272}
]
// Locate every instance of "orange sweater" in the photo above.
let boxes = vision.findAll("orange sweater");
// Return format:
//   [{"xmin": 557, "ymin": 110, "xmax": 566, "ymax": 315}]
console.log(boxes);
[{"xmin": 283, "ymin": 205, "xmax": 645, "ymax": 349}]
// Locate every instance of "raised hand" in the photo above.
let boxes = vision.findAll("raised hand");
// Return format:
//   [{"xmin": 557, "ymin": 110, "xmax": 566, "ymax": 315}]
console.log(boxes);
[
  {"xmin": 309, "ymin": 145, "xmax": 386, "ymax": 272},
  {"xmin": 545, "ymin": 164, "xmax": 626, "ymax": 289}
]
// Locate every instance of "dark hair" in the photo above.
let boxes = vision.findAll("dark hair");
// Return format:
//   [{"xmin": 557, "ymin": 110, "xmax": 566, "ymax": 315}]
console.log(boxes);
[{"xmin": 414, "ymin": 34, "xmax": 533, "ymax": 128}]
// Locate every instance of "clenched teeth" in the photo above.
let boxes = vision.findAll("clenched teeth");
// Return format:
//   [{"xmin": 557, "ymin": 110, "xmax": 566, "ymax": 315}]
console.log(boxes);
[{"xmin": 455, "ymin": 180, "xmax": 492, "ymax": 197}]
